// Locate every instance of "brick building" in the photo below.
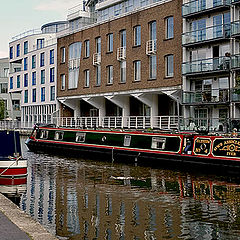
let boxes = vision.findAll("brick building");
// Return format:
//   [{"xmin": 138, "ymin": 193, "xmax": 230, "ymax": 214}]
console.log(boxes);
[{"xmin": 56, "ymin": 0, "xmax": 183, "ymax": 129}]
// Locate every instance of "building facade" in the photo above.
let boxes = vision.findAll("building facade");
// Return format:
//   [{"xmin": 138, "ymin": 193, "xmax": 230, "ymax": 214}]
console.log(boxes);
[
  {"xmin": 182, "ymin": 0, "xmax": 240, "ymax": 131},
  {"xmin": 9, "ymin": 22, "xmax": 67, "ymax": 126},
  {"xmin": 57, "ymin": 0, "xmax": 183, "ymax": 129},
  {"xmin": 0, "ymin": 58, "xmax": 20, "ymax": 120}
]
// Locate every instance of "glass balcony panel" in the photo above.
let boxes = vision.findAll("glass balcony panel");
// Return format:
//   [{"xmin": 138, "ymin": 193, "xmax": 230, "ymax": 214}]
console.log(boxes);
[
  {"xmin": 231, "ymin": 54, "xmax": 240, "ymax": 68},
  {"xmin": 182, "ymin": 56, "xmax": 230, "ymax": 74},
  {"xmin": 183, "ymin": 89, "xmax": 229, "ymax": 104},
  {"xmin": 182, "ymin": 0, "xmax": 230, "ymax": 16}
]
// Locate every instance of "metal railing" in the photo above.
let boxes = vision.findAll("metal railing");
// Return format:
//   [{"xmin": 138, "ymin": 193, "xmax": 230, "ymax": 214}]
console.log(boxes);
[
  {"xmin": 52, "ymin": 116, "xmax": 179, "ymax": 130},
  {"xmin": 182, "ymin": 88, "xmax": 229, "ymax": 104},
  {"xmin": 182, "ymin": 0, "xmax": 230, "ymax": 17},
  {"xmin": 182, "ymin": 24, "xmax": 230, "ymax": 45},
  {"xmin": 0, "ymin": 121, "xmax": 35, "ymax": 130},
  {"xmin": 182, "ymin": 56, "xmax": 230, "ymax": 74},
  {"xmin": 11, "ymin": 29, "xmax": 42, "ymax": 41}
]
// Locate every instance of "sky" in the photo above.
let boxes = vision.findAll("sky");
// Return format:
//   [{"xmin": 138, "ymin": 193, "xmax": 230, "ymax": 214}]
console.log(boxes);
[{"xmin": 0, "ymin": 0, "xmax": 80, "ymax": 58}]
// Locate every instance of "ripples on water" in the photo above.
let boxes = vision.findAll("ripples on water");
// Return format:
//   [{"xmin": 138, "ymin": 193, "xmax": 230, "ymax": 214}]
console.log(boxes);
[{"xmin": 14, "ymin": 137, "xmax": 240, "ymax": 239}]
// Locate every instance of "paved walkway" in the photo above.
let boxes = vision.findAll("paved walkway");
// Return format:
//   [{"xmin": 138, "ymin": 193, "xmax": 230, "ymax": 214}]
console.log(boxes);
[
  {"xmin": 0, "ymin": 211, "xmax": 30, "ymax": 240},
  {"xmin": 0, "ymin": 193, "xmax": 58, "ymax": 240}
]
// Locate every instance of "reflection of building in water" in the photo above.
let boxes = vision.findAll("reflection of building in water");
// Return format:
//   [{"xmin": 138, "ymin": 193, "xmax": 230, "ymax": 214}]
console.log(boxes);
[
  {"xmin": 55, "ymin": 167, "xmax": 184, "ymax": 239},
  {"xmin": 20, "ymin": 163, "xmax": 56, "ymax": 235},
  {"xmin": 55, "ymin": 166, "xmax": 240, "ymax": 239}
]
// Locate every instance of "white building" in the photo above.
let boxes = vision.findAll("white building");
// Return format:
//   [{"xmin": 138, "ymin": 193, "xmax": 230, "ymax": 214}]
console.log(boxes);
[
  {"xmin": 0, "ymin": 58, "xmax": 21, "ymax": 120},
  {"xmin": 9, "ymin": 22, "xmax": 67, "ymax": 126}
]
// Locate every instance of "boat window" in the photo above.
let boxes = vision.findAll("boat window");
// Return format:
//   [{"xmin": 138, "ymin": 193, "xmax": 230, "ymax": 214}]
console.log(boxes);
[
  {"xmin": 76, "ymin": 132, "xmax": 86, "ymax": 142},
  {"xmin": 124, "ymin": 135, "xmax": 131, "ymax": 147},
  {"xmin": 40, "ymin": 130, "xmax": 48, "ymax": 139},
  {"xmin": 151, "ymin": 137, "xmax": 166, "ymax": 150},
  {"xmin": 54, "ymin": 131, "xmax": 64, "ymax": 140}
]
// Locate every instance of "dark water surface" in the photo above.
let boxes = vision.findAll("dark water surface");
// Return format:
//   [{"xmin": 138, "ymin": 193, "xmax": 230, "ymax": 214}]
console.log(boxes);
[{"xmin": 17, "ymin": 137, "xmax": 240, "ymax": 239}]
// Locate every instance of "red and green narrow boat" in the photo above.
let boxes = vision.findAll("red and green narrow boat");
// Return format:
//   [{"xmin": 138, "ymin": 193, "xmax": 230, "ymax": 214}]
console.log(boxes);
[{"xmin": 26, "ymin": 124, "xmax": 240, "ymax": 169}]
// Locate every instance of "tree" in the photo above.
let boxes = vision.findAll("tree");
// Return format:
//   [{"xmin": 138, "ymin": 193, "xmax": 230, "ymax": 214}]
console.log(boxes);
[{"xmin": 0, "ymin": 100, "xmax": 6, "ymax": 120}]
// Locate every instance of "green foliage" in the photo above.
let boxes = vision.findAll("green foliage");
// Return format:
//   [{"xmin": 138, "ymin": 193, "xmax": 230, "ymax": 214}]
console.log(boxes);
[
  {"xmin": 235, "ymin": 76, "xmax": 240, "ymax": 94},
  {"xmin": 0, "ymin": 100, "xmax": 6, "ymax": 120}
]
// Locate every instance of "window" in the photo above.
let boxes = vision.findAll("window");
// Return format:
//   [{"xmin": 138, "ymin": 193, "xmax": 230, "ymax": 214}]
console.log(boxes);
[
  {"xmin": 96, "ymin": 66, "xmax": 101, "ymax": 86},
  {"xmin": 24, "ymin": 73, "xmax": 28, "ymax": 87},
  {"xmin": 76, "ymin": 132, "xmax": 86, "ymax": 142},
  {"xmin": 41, "ymin": 70, "xmax": 45, "ymax": 84},
  {"xmin": 16, "ymin": 44, "xmax": 20, "ymax": 57},
  {"xmin": 24, "ymin": 41, "xmax": 28, "ymax": 54},
  {"xmin": 32, "ymin": 89, "xmax": 36, "ymax": 102},
  {"xmin": 84, "ymin": 70, "xmax": 89, "ymax": 87},
  {"xmin": 107, "ymin": 33, "xmax": 113, "ymax": 52},
  {"xmin": 124, "ymin": 135, "xmax": 131, "ymax": 147},
  {"xmin": 32, "ymin": 72, "xmax": 36, "ymax": 85},
  {"xmin": 50, "ymin": 86, "xmax": 55, "ymax": 101},
  {"xmin": 0, "ymin": 83, "xmax": 7, "ymax": 93},
  {"xmin": 151, "ymin": 137, "xmax": 166, "ymax": 150},
  {"xmin": 69, "ymin": 42, "xmax": 82, "ymax": 89},
  {"xmin": 165, "ymin": 54, "xmax": 173, "ymax": 77},
  {"xmin": 40, "ymin": 53, "xmax": 45, "ymax": 67},
  {"xmin": 149, "ymin": 21, "xmax": 156, "ymax": 40},
  {"xmin": 12, "ymin": 100, "xmax": 20, "ymax": 111},
  {"xmin": 84, "ymin": 40, "xmax": 90, "ymax": 58},
  {"xmin": 10, "ymin": 47, "xmax": 13, "ymax": 59},
  {"xmin": 61, "ymin": 74, "xmax": 66, "ymax": 90},
  {"xmin": 133, "ymin": 26, "xmax": 141, "ymax": 46},
  {"xmin": 149, "ymin": 55, "xmax": 156, "ymax": 79},
  {"xmin": 4, "ymin": 68, "xmax": 9, "ymax": 77},
  {"xmin": 120, "ymin": 61, "xmax": 126, "ymax": 83},
  {"xmin": 166, "ymin": 16, "xmax": 174, "ymax": 39},
  {"xmin": 60, "ymin": 47, "xmax": 66, "ymax": 63},
  {"xmin": 32, "ymin": 55, "xmax": 36, "ymax": 69},
  {"xmin": 24, "ymin": 57, "xmax": 28, "ymax": 70},
  {"xmin": 24, "ymin": 90, "xmax": 28, "ymax": 103},
  {"xmin": 10, "ymin": 77, "xmax": 13, "ymax": 89},
  {"xmin": 40, "ymin": 130, "xmax": 48, "ymax": 139},
  {"xmin": 41, "ymin": 87, "xmax": 45, "ymax": 102},
  {"xmin": 17, "ymin": 75, "xmax": 20, "ymax": 88},
  {"xmin": 50, "ymin": 49, "xmax": 54, "ymax": 64},
  {"xmin": 96, "ymin": 37, "xmax": 101, "ymax": 53},
  {"xmin": 50, "ymin": 67, "xmax": 55, "ymax": 82},
  {"xmin": 37, "ymin": 39, "xmax": 44, "ymax": 49},
  {"xmin": 134, "ymin": 60, "xmax": 141, "ymax": 81},
  {"xmin": 120, "ymin": 30, "xmax": 126, "ymax": 47},
  {"xmin": 54, "ymin": 131, "xmax": 64, "ymax": 140},
  {"xmin": 107, "ymin": 65, "xmax": 113, "ymax": 84}
]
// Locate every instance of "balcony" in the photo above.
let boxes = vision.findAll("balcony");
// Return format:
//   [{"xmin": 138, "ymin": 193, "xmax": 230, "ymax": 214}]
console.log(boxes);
[
  {"xmin": 231, "ymin": 20, "xmax": 240, "ymax": 37},
  {"xmin": 182, "ymin": 88, "xmax": 229, "ymax": 105},
  {"xmin": 182, "ymin": 56, "xmax": 230, "ymax": 75},
  {"xmin": 146, "ymin": 40, "xmax": 157, "ymax": 55},
  {"xmin": 231, "ymin": 88, "xmax": 240, "ymax": 102},
  {"xmin": 182, "ymin": 0, "xmax": 230, "ymax": 18},
  {"xmin": 117, "ymin": 47, "xmax": 126, "ymax": 61},
  {"xmin": 182, "ymin": 24, "xmax": 230, "ymax": 47},
  {"xmin": 93, "ymin": 53, "xmax": 101, "ymax": 65}
]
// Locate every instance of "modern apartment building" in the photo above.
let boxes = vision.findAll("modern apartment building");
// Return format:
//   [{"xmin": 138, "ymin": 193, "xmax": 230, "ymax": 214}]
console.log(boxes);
[
  {"xmin": 0, "ymin": 58, "xmax": 20, "ymax": 120},
  {"xmin": 9, "ymin": 21, "xmax": 67, "ymax": 126},
  {"xmin": 57, "ymin": 0, "xmax": 183, "ymax": 129},
  {"xmin": 182, "ymin": 0, "xmax": 240, "ymax": 131}
]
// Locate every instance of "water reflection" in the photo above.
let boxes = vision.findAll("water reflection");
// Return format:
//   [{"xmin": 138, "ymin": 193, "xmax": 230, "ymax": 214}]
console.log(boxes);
[{"xmin": 20, "ymin": 137, "xmax": 240, "ymax": 239}]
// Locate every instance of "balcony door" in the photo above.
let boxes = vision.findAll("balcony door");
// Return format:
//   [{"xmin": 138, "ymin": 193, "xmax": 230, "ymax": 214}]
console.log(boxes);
[{"xmin": 191, "ymin": 19, "xmax": 206, "ymax": 42}]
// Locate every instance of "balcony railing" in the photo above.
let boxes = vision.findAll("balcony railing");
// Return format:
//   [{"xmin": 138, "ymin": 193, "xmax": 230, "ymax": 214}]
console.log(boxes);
[
  {"xmin": 182, "ymin": 24, "xmax": 230, "ymax": 46},
  {"xmin": 182, "ymin": 56, "xmax": 230, "ymax": 75},
  {"xmin": 182, "ymin": 88, "xmax": 229, "ymax": 104},
  {"xmin": 182, "ymin": 0, "xmax": 230, "ymax": 17}
]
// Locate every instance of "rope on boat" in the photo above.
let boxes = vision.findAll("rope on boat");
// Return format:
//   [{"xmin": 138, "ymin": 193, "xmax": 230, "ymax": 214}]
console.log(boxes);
[
  {"xmin": 0, "ymin": 156, "xmax": 21, "ymax": 176},
  {"xmin": 112, "ymin": 147, "xmax": 114, "ymax": 163}
]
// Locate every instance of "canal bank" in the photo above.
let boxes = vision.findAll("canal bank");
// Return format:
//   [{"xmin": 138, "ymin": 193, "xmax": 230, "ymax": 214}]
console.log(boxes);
[{"xmin": 0, "ymin": 193, "xmax": 57, "ymax": 240}]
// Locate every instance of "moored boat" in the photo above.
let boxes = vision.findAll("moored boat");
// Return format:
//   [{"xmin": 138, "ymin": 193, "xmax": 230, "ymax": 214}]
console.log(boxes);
[
  {"xmin": 0, "ymin": 130, "xmax": 27, "ymax": 177},
  {"xmin": 25, "ymin": 124, "xmax": 240, "ymax": 168}
]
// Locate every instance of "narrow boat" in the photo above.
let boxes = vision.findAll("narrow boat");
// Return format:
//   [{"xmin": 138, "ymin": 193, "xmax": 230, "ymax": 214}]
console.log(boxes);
[
  {"xmin": 0, "ymin": 130, "xmax": 27, "ymax": 177},
  {"xmin": 25, "ymin": 124, "xmax": 240, "ymax": 168}
]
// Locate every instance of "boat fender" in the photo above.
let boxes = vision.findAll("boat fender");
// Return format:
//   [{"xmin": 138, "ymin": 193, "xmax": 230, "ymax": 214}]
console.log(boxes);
[{"xmin": 102, "ymin": 136, "xmax": 107, "ymax": 142}]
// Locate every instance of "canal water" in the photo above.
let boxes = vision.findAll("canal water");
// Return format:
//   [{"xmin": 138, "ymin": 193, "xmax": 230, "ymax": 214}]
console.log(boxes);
[{"xmin": 13, "ymin": 137, "xmax": 240, "ymax": 239}]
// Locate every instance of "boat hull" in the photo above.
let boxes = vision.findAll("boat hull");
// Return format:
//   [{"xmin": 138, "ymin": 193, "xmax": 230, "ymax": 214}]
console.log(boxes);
[{"xmin": 0, "ymin": 160, "xmax": 27, "ymax": 177}]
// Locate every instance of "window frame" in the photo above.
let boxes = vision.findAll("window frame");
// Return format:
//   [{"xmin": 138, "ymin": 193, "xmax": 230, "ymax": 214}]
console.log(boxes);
[{"xmin": 165, "ymin": 54, "xmax": 174, "ymax": 77}]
